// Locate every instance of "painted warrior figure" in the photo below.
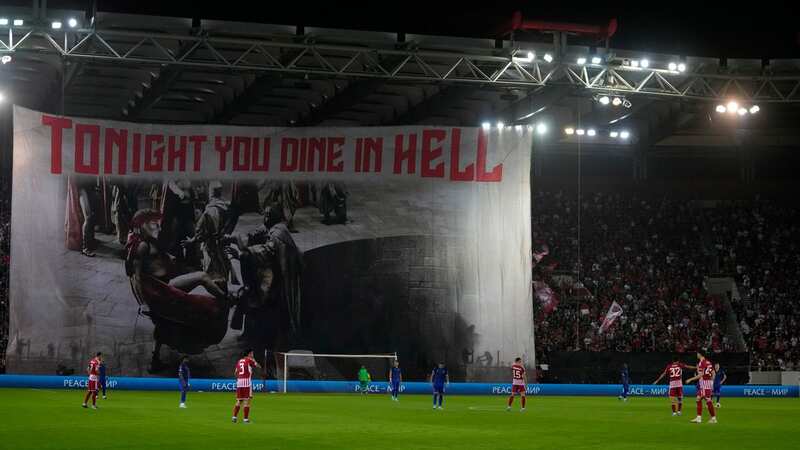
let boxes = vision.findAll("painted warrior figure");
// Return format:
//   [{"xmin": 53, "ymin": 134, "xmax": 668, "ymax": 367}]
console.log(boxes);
[
  {"xmin": 224, "ymin": 204, "xmax": 303, "ymax": 347},
  {"xmin": 182, "ymin": 181, "xmax": 240, "ymax": 284},
  {"xmin": 159, "ymin": 179, "xmax": 199, "ymax": 267},
  {"xmin": 125, "ymin": 209, "xmax": 232, "ymax": 372},
  {"xmin": 317, "ymin": 182, "xmax": 348, "ymax": 225},
  {"xmin": 258, "ymin": 180, "xmax": 301, "ymax": 232},
  {"xmin": 111, "ymin": 180, "xmax": 138, "ymax": 245},
  {"xmin": 65, "ymin": 176, "xmax": 99, "ymax": 257}
]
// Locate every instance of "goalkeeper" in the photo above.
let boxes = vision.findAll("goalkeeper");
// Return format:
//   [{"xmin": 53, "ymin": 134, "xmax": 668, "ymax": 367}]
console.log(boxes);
[{"xmin": 358, "ymin": 366, "xmax": 371, "ymax": 395}]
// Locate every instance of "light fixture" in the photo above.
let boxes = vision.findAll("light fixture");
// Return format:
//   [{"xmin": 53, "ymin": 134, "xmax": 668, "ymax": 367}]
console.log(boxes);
[
  {"xmin": 612, "ymin": 97, "xmax": 623, "ymax": 106},
  {"xmin": 513, "ymin": 52, "xmax": 535, "ymax": 63},
  {"xmin": 13, "ymin": 19, "xmax": 23, "ymax": 26},
  {"xmin": 678, "ymin": 63, "xmax": 686, "ymax": 72},
  {"xmin": 668, "ymin": 62, "xmax": 678, "ymax": 71},
  {"xmin": 620, "ymin": 131, "xmax": 630, "ymax": 140},
  {"xmin": 738, "ymin": 108, "xmax": 747, "ymax": 116},
  {"xmin": 514, "ymin": 124, "xmax": 523, "ymax": 131},
  {"xmin": 610, "ymin": 131, "xmax": 619, "ymax": 138},
  {"xmin": 543, "ymin": 53, "xmax": 553, "ymax": 63},
  {"xmin": 587, "ymin": 129, "xmax": 596, "ymax": 137},
  {"xmin": 715, "ymin": 105, "xmax": 727, "ymax": 113},
  {"xmin": 481, "ymin": 122, "xmax": 491, "ymax": 130},
  {"xmin": 526, "ymin": 124, "xmax": 534, "ymax": 131},
  {"xmin": 749, "ymin": 105, "xmax": 760, "ymax": 114},
  {"xmin": 51, "ymin": 21, "xmax": 62, "ymax": 29},
  {"xmin": 640, "ymin": 59, "xmax": 650, "ymax": 68},
  {"xmin": 591, "ymin": 56, "xmax": 602, "ymax": 65},
  {"xmin": 599, "ymin": 95, "xmax": 610, "ymax": 105},
  {"xmin": 577, "ymin": 57, "xmax": 587, "ymax": 65},
  {"xmin": 0, "ymin": 18, "xmax": 8, "ymax": 26},
  {"xmin": 630, "ymin": 60, "xmax": 640, "ymax": 68},
  {"xmin": 0, "ymin": 92, "xmax": 5, "ymax": 102},
  {"xmin": 564, "ymin": 127, "xmax": 575, "ymax": 135},
  {"xmin": 576, "ymin": 129, "xmax": 586, "ymax": 136},
  {"xmin": 726, "ymin": 101, "xmax": 738, "ymax": 113},
  {"xmin": 536, "ymin": 123, "xmax": 547, "ymax": 135},
  {"xmin": 0, "ymin": 55, "xmax": 11, "ymax": 64},
  {"xmin": 68, "ymin": 18, "xmax": 78, "ymax": 28},
  {"xmin": 496, "ymin": 121, "xmax": 504, "ymax": 129},
  {"xmin": 622, "ymin": 98, "xmax": 633, "ymax": 108}
]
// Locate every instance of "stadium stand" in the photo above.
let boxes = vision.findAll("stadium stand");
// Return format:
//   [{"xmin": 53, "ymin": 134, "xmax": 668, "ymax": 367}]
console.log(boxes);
[{"xmin": 532, "ymin": 189, "xmax": 799, "ymax": 371}]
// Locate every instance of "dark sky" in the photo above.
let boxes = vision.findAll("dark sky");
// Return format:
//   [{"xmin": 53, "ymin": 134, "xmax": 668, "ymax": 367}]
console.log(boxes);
[{"xmin": 25, "ymin": 1, "xmax": 800, "ymax": 57}]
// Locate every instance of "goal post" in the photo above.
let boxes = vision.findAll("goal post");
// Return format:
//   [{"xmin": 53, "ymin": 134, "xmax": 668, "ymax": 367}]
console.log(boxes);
[{"xmin": 277, "ymin": 351, "xmax": 398, "ymax": 393}]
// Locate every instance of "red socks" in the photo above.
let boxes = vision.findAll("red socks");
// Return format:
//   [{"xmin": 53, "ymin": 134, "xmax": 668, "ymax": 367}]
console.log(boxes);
[
  {"xmin": 233, "ymin": 405, "xmax": 240, "ymax": 417},
  {"xmin": 508, "ymin": 395, "xmax": 526, "ymax": 408},
  {"xmin": 695, "ymin": 399, "xmax": 716, "ymax": 417},
  {"xmin": 706, "ymin": 401, "xmax": 716, "ymax": 417},
  {"xmin": 678, "ymin": 402, "xmax": 682, "ymax": 412},
  {"xmin": 91, "ymin": 392, "xmax": 97, "ymax": 406},
  {"xmin": 244, "ymin": 406, "xmax": 250, "ymax": 420},
  {"xmin": 83, "ymin": 392, "xmax": 91, "ymax": 404},
  {"xmin": 671, "ymin": 404, "xmax": 676, "ymax": 413}
]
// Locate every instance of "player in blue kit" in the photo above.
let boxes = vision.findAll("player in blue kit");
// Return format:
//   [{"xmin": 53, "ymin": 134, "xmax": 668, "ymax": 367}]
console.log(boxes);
[
  {"xmin": 178, "ymin": 356, "xmax": 190, "ymax": 408},
  {"xmin": 713, "ymin": 363, "xmax": 727, "ymax": 408},
  {"xmin": 98, "ymin": 359, "xmax": 108, "ymax": 400},
  {"xmin": 618, "ymin": 363, "xmax": 630, "ymax": 401},
  {"xmin": 389, "ymin": 360, "xmax": 402, "ymax": 401},
  {"xmin": 430, "ymin": 362, "xmax": 449, "ymax": 410}
]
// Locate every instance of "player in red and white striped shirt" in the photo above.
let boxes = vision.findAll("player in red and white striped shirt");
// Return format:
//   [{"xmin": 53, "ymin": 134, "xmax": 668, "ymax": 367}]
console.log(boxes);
[
  {"xmin": 506, "ymin": 357, "xmax": 527, "ymax": 412},
  {"xmin": 686, "ymin": 350, "xmax": 717, "ymax": 424},
  {"xmin": 652, "ymin": 355, "xmax": 695, "ymax": 416},
  {"xmin": 231, "ymin": 349, "xmax": 261, "ymax": 424},
  {"xmin": 82, "ymin": 352, "xmax": 102, "ymax": 409}
]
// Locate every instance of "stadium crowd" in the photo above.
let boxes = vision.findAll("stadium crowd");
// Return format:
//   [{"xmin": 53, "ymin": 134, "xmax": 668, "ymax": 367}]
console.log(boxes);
[
  {"xmin": 706, "ymin": 200, "xmax": 800, "ymax": 370},
  {"xmin": 532, "ymin": 190, "xmax": 798, "ymax": 370}
]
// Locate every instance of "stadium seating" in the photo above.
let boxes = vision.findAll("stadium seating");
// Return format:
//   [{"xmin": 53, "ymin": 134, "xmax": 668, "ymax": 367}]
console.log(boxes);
[
  {"xmin": 532, "ymin": 190, "xmax": 798, "ymax": 371},
  {"xmin": 706, "ymin": 200, "xmax": 800, "ymax": 370}
]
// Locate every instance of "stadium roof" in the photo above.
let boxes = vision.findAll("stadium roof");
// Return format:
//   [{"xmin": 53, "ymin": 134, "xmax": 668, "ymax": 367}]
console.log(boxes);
[{"xmin": 1, "ymin": 4, "xmax": 800, "ymax": 155}]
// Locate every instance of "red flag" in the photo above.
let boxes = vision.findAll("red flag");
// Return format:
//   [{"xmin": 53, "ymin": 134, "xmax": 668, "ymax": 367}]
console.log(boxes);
[
  {"xmin": 599, "ymin": 301, "xmax": 623, "ymax": 333},
  {"xmin": 534, "ymin": 281, "xmax": 559, "ymax": 315}
]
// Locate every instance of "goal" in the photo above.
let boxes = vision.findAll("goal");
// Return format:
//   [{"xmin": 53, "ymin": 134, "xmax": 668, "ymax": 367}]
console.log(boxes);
[{"xmin": 276, "ymin": 351, "xmax": 398, "ymax": 393}]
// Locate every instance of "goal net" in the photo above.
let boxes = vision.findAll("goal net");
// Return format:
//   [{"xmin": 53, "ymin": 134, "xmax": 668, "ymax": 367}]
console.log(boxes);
[{"xmin": 276, "ymin": 351, "xmax": 398, "ymax": 393}]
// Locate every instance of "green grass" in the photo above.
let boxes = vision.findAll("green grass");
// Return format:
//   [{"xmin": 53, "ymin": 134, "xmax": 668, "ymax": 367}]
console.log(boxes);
[{"xmin": 0, "ymin": 388, "xmax": 797, "ymax": 449}]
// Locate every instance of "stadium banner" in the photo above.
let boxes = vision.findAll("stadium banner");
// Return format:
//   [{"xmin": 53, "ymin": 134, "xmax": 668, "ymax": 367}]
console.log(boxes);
[
  {"xmin": 0, "ymin": 375, "xmax": 798, "ymax": 397},
  {"xmin": 7, "ymin": 106, "xmax": 535, "ymax": 381}
]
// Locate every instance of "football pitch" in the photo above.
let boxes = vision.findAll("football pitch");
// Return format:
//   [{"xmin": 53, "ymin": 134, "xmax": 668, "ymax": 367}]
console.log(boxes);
[{"xmin": 0, "ymin": 388, "xmax": 796, "ymax": 449}]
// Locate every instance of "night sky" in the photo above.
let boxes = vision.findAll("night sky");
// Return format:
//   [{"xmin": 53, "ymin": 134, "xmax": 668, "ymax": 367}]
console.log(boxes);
[{"xmin": 8, "ymin": 0, "xmax": 800, "ymax": 57}]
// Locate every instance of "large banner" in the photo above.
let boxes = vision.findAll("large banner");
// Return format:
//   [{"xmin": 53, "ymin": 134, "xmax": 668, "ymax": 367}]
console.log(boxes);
[{"xmin": 8, "ymin": 106, "xmax": 533, "ymax": 379}]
